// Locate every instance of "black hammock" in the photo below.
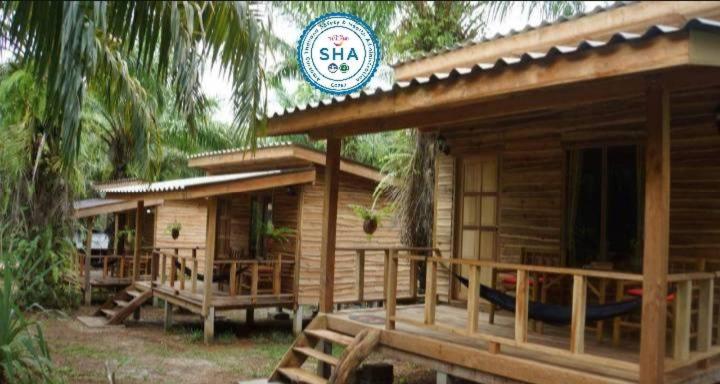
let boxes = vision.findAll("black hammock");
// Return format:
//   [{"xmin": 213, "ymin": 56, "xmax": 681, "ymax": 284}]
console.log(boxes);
[
  {"xmin": 173, "ymin": 259, "xmax": 248, "ymax": 283},
  {"xmin": 453, "ymin": 273, "xmax": 641, "ymax": 325}
]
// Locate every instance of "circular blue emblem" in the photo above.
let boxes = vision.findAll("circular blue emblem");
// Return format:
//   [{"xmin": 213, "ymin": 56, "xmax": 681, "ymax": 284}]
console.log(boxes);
[{"xmin": 297, "ymin": 12, "xmax": 381, "ymax": 95}]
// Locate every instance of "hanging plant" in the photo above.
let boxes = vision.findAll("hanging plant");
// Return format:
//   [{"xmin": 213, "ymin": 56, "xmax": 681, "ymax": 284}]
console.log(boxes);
[
  {"xmin": 165, "ymin": 220, "xmax": 183, "ymax": 240},
  {"xmin": 117, "ymin": 227, "xmax": 135, "ymax": 244},
  {"xmin": 349, "ymin": 200, "xmax": 394, "ymax": 238},
  {"xmin": 263, "ymin": 223, "xmax": 294, "ymax": 252}
]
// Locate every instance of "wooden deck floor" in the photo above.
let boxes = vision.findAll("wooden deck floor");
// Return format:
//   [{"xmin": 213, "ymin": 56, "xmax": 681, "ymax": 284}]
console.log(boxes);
[
  {"xmin": 326, "ymin": 304, "xmax": 720, "ymax": 384},
  {"xmin": 134, "ymin": 281, "xmax": 295, "ymax": 313}
]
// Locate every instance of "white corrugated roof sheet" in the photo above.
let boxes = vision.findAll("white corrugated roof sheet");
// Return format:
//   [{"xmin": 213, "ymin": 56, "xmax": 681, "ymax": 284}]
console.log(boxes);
[{"xmin": 95, "ymin": 170, "xmax": 284, "ymax": 194}]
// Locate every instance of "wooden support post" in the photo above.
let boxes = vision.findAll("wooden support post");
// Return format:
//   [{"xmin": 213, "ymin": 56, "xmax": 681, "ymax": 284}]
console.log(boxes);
[
  {"xmin": 84, "ymin": 217, "xmax": 94, "ymax": 306},
  {"xmin": 639, "ymin": 81, "xmax": 670, "ymax": 384},
  {"xmin": 596, "ymin": 278, "xmax": 607, "ymax": 342},
  {"xmin": 273, "ymin": 254, "xmax": 282, "ymax": 295},
  {"xmin": 113, "ymin": 212, "xmax": 120, "ymax": 255},
  {"xmin": 425, "ymin": 259, "xmax": 437, "ymax": 325},
  {"xmin": 202, "ymin": 197, "xmax": 218, "ymax": 317},
  {"xmin": 698, "ymin": 279, "xmax": 714, "ymax": 353},
  {"xmin": 467, "ymin": 265, "xmax": 480, "ymax": 334},
  {"xmin": 488, "ymin": 342, "xmax": 501, "ymax": 355},
  {"xmin": 102, "ymin": 256, "xmax": 108, "ymax": 278},
  {"xmin": 356, "ymin": 250, "xmax": 365, "ymax": 302},
  {"xmin": 251, "ymin": 262, "xmax": 259, "ymax": 304},
  {"xmin": 191, "ymin": 248, "xmax": 198, "ymax": 294},
  {"xmin": 204, "ymin": 307, "xmax": 215, "ymax": 345},
  {"xmin": 386, "ymin": 249, "xmax": 399, "ymax": 330},
  {"xmin": 515, "ymin": 269, "xmax": 529, "ymax": 343},
  {"xmin": 317, "ymin": 341, "xmax": 333, "ymax": 379},
  {"xmin": 673, "ymin": 280, "xmax": 692, "ymax": 361},
  {"xmin": 132, "ymin": 201, "xmax": 144, "ymax": 282},
  {"xmin": 571, "ymin": 275, "xmax": 587, "ymax": 354},
  {"xmin": 229, "ymin": 262, "xmax": 238, "ymax": 296},
  {"xmin": 246, "ymin": 307, "xmax": 255, "ymax": 326},
  {"xmin": 319, "ymin": 138, "xmax": 341, "ymax": 313},
  {"xmin": 293, "ymin": 305, "xmax": 304, "ymax": 336},
  {"xmin": 164, "ymin": 301, "xmax": 173, "ymax": 331}
]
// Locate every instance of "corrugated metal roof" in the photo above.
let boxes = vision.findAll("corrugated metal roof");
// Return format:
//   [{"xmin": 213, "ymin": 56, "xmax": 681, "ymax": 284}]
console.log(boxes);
[
  {"xmin": 269, "ymin": 18, "xmax": 720, "ymax": 120},
  {"xmin": 389, "ymin": 2, "xmax": 629, "ymax": 68},
  {"xmin": 73, "ymin": 198, "xmax": 124, "ymax": 210},
  {"xmin": 188, "ymin": 141, "xmax": 294, "ymax": 160},
  {"xmin": 95, "ymin": 170, "xmax": 285, "ymax": 194}
]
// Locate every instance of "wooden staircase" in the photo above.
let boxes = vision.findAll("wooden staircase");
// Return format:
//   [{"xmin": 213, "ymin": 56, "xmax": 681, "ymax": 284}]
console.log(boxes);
[
  {"xmin": 270, "ymin": 316, "xmax": 381, "ymax": 384},
  {"xmin": 77, "ymin": 285, "xmax": 153, "ymax": 327},
  {"xmin": 270, "ymin": 316, "xmax": 353, "ymax": 384}
]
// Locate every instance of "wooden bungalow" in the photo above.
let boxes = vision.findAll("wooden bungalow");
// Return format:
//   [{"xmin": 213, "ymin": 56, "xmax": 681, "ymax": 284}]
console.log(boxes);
[
  {"xmin": 79, "ymin": 144, "xmax": 407, "ymax": 342},
  {"xmin": 261, "ymin": 2, "xmax": 720, "ymax": 384}
]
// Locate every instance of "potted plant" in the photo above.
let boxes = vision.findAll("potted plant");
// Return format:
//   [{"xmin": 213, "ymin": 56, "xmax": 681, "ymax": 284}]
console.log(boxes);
[
  {"xmin": 117, "ymin": 227, "xmax": 135, "ymax": 245},
  {"xmin": 263, "ymin": 223, "xmax": 294, "ymax": 252},
  {"xmin": 166, "ymin": 220, "xmax": 183, "ymax": 240},
  {"xmin": 349, "ymin": 200, "xmax": 394, "ymax": 237}
]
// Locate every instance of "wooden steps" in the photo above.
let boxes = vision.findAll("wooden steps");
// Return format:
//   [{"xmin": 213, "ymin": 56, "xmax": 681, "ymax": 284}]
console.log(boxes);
[
  {"xmin": 269, "ymin": 316, "xmax": 380, "ymax": 384},
  {"xmin": 293, "ymin": 347, "xmax": 339, "ymax": 366},
  {"xmin": 77, "ymin": 285, "xmax": 153, "ymax": 327},
  {"xmin": 305, "ymin": 329, "xmax": 354, "ymax": 346},
  {"xmin": 277, "ymin": 367, "xmax": 327, "ymax": 384}
]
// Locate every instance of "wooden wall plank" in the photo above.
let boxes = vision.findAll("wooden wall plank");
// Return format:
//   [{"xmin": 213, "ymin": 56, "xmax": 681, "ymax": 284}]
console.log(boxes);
[{"xmin": 319, "ymin": 138, "xmax": 341, "ymax": 313}]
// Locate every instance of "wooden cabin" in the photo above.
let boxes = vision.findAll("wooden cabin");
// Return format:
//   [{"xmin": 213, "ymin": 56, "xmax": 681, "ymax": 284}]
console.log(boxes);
[
  {"xmin": 261, "ymin": 3, "xmax": 720, "ymax": 384},
  {"xmin": 79, "ymin": 144, "xmax": 407, "ymax": 341}
]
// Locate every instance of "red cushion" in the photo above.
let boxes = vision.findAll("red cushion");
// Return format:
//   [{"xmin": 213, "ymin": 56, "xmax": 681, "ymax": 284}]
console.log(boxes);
[
  {"xmin": 500, "ymin": 274, "xmax": 543, "ymax": 286},
  {"xmin": 626, "ymin": 287, "xmax": 675, "ymax": 302}
]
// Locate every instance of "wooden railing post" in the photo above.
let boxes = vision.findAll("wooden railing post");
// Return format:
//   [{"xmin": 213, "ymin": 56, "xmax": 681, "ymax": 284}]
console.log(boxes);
[
  {"xmin": 386, "ymin": 249, "xmax": 398, "ymax": 330},
  {"xmin": 103, "ymin": 256, "xmax": 109, "ymax": 278},
  {"xmin": 356, "ymin": 249, "xmax": 365, "ymax": 303},
  {"xmin": 191, "ymin": 248, "xmax": 198, "ymax": 294},
  {"xmin": 180, "ymin": 255, "xmax": 187, "ymax": 290},
  {"xmin": 251, "ymin": 262, "xmax": 259, "ymax": 304},
  {"xmin": 424, "ymin": 258, "xmax": 437, "ymax": 325},
  {"xmin": 515, "ymin": 269, "xmax": 529, "ymax": 343},
  {"xmin": 673, "ymin": 280, "xmax": 692, "ymax": 361},
  {"xmin": 120, "ymin": 255, "xmax": 126, "ymax": 278},
  {"xmin": 229, "ymin": 262, "xmax": 238, "ymax": 296},
  {"xmin": 698, "ymin": 278, "xmax": 714, "ymax": 353},
  {"xmin": 160, "ymin": 252, "xmax": 167, "ymax": 284},
  {"xmin": 202, "ymin": 197, "xmax": 218, "ymax": 318},
  {"xmin": 170, "ymin": 248, "xmax": 178, "ymax": 288},
  {"xmin": 467, "ymin": 264, "xmax": 480, "ymax": 334},
  {"xmin": 150, "ymin": 251, "xmax": 158, "ymax": 283},
  {"xmin": 571, "ymin": 275, "xmax": 588, "ymax": 354},
  {"xmin": 273, "ymin": 254, "xmax": 282, "ymax": 295},
  {"xmin": 409, "ymin": 257, "xmax": 418, "ymax": 300}
]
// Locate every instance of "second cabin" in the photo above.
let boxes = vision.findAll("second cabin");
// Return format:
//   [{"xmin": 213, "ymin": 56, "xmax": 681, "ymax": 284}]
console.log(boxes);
[{"xmin": 80, "ymin": 143, "xmax": 409, "ymax": 341}]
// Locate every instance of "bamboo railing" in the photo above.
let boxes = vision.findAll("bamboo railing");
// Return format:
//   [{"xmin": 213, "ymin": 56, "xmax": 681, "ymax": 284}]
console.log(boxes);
[{"xmin": 378, "ymin": 250, "xmax": 720, "ymax": 377}]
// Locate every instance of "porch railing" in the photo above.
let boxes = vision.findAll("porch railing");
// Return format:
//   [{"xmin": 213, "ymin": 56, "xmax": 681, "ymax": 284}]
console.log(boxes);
[
  {"xmin": 77, "ymin": 251, "xmax": 152, "ymax": 280},
  {"xmin": 382, "ymin": 251, "xmax": 720, "ymax": 378},
  {"xmin": 151, "ymin": 247, "xmax": 295, "ymax": 304}
]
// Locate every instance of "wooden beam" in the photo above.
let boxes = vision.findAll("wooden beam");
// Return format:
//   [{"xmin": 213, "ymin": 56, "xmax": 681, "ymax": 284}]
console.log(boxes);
[
  {"xmin": 515, "ymin": 270, "xmax": 529, "ymax": 343},
  {"xmin": 268, "ymin": 34, "xmax": 720, "ymax": 139},
  {"xmin": 74, "ymin": 199, "xmax": 162, "ymax": 219},
  {"xmin": 467, "ymin": 265, "xmax": 480, "ymax": 334},
  {"xmin": 112, "ymin": 213, "xmax": 120, "ymax": 256},
  {"xmin": 318, "ymin": 138, "xmax": 341, "ymax": 313},
  {"xmin": 697, "ymin": 279, "xmax": 714, "ymax": 353},
  {"xmin": 202, "ymin": 197, "xmax": 218, "ymax": 317},
  {"xmin": 393, "ymin": 2, "xmax": 720, "ymax": 80},
  {"xmin": 639, "ymin": 80, "xmax": 670, "ymax": 384},
  {"xmin": 83, "ymin": 217, "xmax": 94, "ymax": 305},
  {"xmin": 105, "ymin": 169, "xmax": 316, "ymax": 201},
  {"xmin": 424, "ymin": 259, "xmax": 437, "ymax": 325},
  {"xmin": 132, "ymin": 201, "xmax": 144, "ymax": 282}
]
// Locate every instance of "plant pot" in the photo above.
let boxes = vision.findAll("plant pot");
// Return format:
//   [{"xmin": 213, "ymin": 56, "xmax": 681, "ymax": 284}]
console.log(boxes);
[
  {"xmin": 264, "ymin": 236, "xmax": 274, "ymax": 252},
  {"xmin": 171, "ymin": 228, "xmax": 180, "ymax": 240},
  {"xmin": 363, "ymin": 218, "xmax": 378, "ymax": 235}
]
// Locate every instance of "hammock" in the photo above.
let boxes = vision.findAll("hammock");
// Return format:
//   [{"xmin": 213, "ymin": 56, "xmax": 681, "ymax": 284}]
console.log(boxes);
[{"xmin": 453, "ymin": 273, "xmax": 641, "ymax": 325}]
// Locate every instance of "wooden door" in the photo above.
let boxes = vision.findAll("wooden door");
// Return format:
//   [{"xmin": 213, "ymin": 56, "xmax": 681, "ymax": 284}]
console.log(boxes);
[{"xmin": 455, "ymin": 155, "xmax": 499, "ymax": 300}]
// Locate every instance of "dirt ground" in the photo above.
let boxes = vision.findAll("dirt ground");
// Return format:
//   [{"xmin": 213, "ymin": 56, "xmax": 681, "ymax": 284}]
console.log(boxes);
[{"xmin": 37, "ymin": 304, "xmax": 436, "ymax": 384}]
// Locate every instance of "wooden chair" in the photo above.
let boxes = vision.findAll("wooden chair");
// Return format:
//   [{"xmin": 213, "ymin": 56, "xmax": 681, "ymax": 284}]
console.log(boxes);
[
  {"xmin": 490, "ymin": 248, "xmax": 563, "ymax": 333},
  {"xmin": 240, "ymin": 253, "xmax": 281, "ymax": 295}
]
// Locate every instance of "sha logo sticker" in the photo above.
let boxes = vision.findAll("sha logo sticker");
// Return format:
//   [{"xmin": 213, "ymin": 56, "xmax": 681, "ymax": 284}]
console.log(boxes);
[{"xmin": 297, "ymin": 13, "xmax": 381, "ymax": 95}]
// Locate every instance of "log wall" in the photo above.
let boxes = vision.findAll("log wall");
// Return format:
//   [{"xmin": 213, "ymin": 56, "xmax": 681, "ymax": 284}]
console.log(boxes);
[
  {"xmin": 433, "ymin": 87, "xmax": 720, "ymax": 272},
  {"xmin": 298, "ymin": 169, "xmax": 407, "ymax": 305}
]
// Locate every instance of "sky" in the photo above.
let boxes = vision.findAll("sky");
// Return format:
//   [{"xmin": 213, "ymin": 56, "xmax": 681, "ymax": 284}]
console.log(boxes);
[{"xmin": 201, "ymin": 2, "xmax": 606, "ymax": 124}]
